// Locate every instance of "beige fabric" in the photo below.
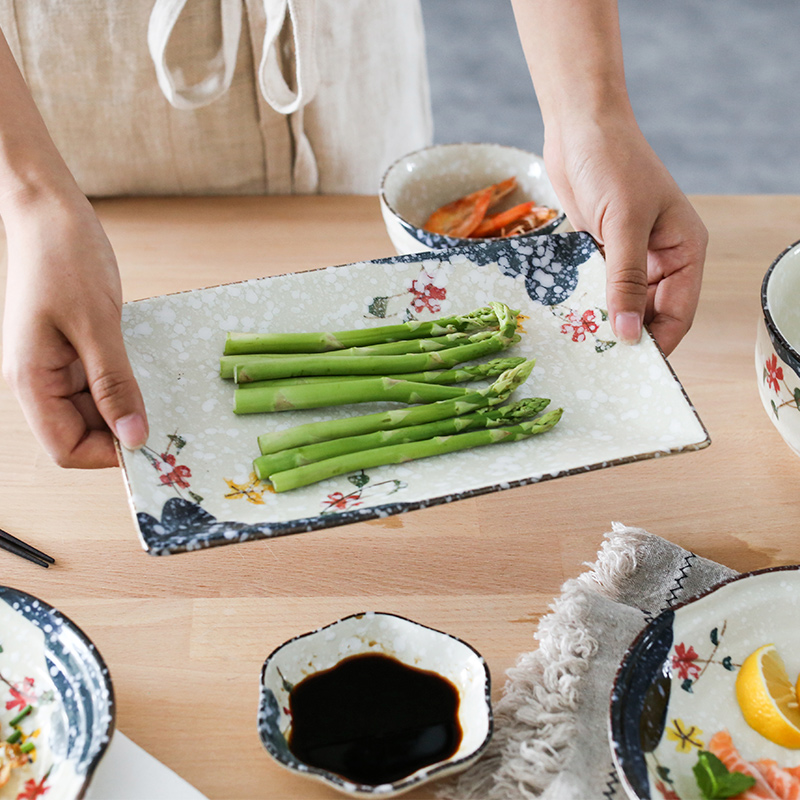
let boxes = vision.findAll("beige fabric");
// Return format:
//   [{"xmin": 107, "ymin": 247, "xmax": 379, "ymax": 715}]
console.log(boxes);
[{"xmin": 0, "ymin": 0, "xmax": 432, "ymax": 196}]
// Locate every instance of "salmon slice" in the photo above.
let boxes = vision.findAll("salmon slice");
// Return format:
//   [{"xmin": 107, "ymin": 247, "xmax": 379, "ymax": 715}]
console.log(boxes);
[
  {"xmin": 755, "ymin": 760, "xmax": 800, "ymax": 800},
  {"xmin": 708, "ymin": 731, "xmax": 781, "ymax": 799}
]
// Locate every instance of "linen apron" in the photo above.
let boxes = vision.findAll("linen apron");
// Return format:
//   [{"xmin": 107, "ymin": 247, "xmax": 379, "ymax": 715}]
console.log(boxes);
[{"xmin": 0, "ymin": 0, "xmax": 433, "ymax": 196}]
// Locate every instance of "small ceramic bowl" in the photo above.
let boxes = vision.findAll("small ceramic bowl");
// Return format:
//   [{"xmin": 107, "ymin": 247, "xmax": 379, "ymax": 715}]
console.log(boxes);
[
  {"xmin": 756, "ymin": 239, "xmax": 800, "ymax": 457},
  {"xmin": 257, "ymin": 612, "xmax": 492, "ymax": 796},
  {"xmin": 610, "ymin": 566, "xmax": 800, "ymax": 800},
  {"xmin": 379, "ymin": 142, "xmax": 567, "ymax": 255}
]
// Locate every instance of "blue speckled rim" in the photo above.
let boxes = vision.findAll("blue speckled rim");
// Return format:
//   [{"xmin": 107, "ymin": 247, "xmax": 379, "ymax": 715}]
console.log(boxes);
[
  {"xmin": 761, "ymin": 238, "xmax": 800, "ymax": 379},
  {"xmin": 257, "ymin": 611, "xmax": 494, "ymax": 796},
  {"xmin": 379, "ymin": 142, "xmax": 567, "ymax": 248},
  {"xmin": 0, "ymin": 586, "xmax": 115, "ymax": 800},
  {"xmin": 609, "ymin": 564, "xmax": 800, "ymax": 800}
]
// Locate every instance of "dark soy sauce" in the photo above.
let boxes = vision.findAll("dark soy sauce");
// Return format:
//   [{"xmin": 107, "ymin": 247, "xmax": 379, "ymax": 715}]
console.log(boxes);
[{"xmin": 288, "ymin": 652, "xmax": 463, "ymax": 785}]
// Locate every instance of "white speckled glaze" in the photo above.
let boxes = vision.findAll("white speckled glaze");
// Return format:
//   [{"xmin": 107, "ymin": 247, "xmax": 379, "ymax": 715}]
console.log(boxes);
[
  {"xmin": 0, "ymin": 587, "xmax": 114, "ymax": 800},
  {"xmin": 379, "ymin": 142, "xmax": 568, "ymax": 255},
  {"xmin": 611, "ymin": 567, "xmax": 800, "ymax": 800},
  {"xmin": 118, "ymin": 233, "xmax": 709, "ymax": 555},
  {"xmin": 756, "ymin": 240, "xmax": 800, "ymax": 457},
  {"xmin": 257, "ymin": 612, "xmax": 492, "ymax": 797}
]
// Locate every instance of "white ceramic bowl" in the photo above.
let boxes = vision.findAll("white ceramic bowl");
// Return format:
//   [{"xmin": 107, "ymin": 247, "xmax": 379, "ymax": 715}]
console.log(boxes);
[
  {"xmin": 379, "ymin": 142, "xmax": 567, "ymax": 255},
  {"xmin": 756, "ymin": 239, "xmax": 800, "ymax": 457},
  {"xmin": 257, "ymin": 612, "xmax": 492, "ymax": 796}
]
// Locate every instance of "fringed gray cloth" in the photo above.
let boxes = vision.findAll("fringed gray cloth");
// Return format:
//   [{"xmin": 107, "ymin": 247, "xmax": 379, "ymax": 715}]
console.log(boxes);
[{"xmin": 439, "ymin": 522, "xmax": 735, "ymax": 800}]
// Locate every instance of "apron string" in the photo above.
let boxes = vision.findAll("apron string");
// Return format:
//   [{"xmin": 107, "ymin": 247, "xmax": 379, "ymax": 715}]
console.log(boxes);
[
  {"xmin": 148, "ymin": 0, "xmax": 319, "ymax": 189},
  {"xmin": 148, "ymin": 0, "xmax": 243, "ymax": 110}
]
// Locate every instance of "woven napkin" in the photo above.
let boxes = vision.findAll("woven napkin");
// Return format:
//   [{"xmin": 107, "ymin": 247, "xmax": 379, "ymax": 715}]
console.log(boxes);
[{"xmin": 439, "ymin": 522, "xmax": 736, "ymax": 800}]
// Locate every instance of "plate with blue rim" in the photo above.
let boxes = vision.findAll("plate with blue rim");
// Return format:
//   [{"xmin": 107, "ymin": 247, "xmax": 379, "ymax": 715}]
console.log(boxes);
[
  {"xmin": 0, "ymin": 586, "xmax": 114, "ymax": 799},
  {"xmin": 118, "ymin": 232, "xmax": 710, "ymax": 555},
  {"xmin": 610, "ymin": 566, "xmax": 800, "ymax": 800}
]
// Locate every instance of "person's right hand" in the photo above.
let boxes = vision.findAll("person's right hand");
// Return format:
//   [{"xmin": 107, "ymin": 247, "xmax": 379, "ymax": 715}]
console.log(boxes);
[{"xmin": 2, "ymin": 190, "xmax": 149, "ymax": 468}]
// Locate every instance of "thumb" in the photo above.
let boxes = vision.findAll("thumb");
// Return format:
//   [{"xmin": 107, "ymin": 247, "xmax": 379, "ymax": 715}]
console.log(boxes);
[
  {"xmin": 78, "ymin": 323, "xmax": 149, "ymax": 450},
  {"xmin": 601, "ymin": 213, "xmax": 651, "ymax": 346}
]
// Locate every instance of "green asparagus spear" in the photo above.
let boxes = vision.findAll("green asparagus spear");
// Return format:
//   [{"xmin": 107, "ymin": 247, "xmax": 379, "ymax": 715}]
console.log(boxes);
[
  {"xmin": 254, "ymin": 398, "xmax": 551, "ymax": 478},
  {"xmin": 234, "ymin": 377, "xmax": 472, "ymax": 414},
  {"xmin": 268, "ymin": 408, "xmax": 563, "ymax": 492},
  {"xmin": 220, "ymin": 332, "xmax": 487, "ymax": 377},
  {"xmin": 236, "ymin": 357, "xmax": 527, "ymax": 390},
  {"xmin": 224, "ymin": 305, "xmax": 512, "ymax": 354},
  {"xmin": 256, "ymin": 359, "xmax": 535, "ymax": 455},
  {"xmin": 235, "ymin": 303, "xmax": 519, "ymax": 383}
]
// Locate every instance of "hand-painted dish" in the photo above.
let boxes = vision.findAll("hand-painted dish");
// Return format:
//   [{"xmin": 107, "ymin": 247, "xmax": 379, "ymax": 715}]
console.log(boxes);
[
  {"xmin": 756, "ymin": 238, "xmax": 800, "ymax": 458},
  {"xmin": 119, "ymin": 232, "xmax": 709, "ymax": 555},
  {"xmin": 257, "ymin": 612, "xmax": 492, "ymax": 797},
  {"xmin": 0, "ymin": 587, "xmax": 114, "ymax": 800},
  {"xmin": 610, "ymin": 566, "xmax": 800, "ymax": 800},
  {"xmin": 379, "ymin": 142, "xmax": 567, "ymax": 255}
]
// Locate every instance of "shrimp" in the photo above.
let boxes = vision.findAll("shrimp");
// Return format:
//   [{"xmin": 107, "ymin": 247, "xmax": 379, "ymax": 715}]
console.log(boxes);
[
  {"xmin": 422, "ymin": 177, "xmax": 517, "ymax": 237},
  {"xmin": 708, "ymin": 731, "xmax": 780, "ymax": 799}
]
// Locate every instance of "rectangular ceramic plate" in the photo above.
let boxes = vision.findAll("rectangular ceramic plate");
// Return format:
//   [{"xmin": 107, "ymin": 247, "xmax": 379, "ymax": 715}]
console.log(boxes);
[{"xmin": 119, "ymin": 233, "xmax": 710, "ymax": 555}]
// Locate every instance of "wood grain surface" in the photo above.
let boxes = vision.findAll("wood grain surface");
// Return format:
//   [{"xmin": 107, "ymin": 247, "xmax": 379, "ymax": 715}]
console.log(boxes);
[{"xmin": 1, "ymin": 195, "xmax": 799, "ymax": 799}]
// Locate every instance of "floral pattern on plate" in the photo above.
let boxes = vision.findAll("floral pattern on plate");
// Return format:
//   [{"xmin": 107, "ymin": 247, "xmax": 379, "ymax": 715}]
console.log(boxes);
[
  {"xmin": 0, "ymin": 587, "xmax": 114, "ymax": 800},
  {"xmin": 120, "ymin": 233, "xmax": 709, "ymax": 555},
  {"xmin": 611, "ymin": 567, "xmax": 800, "ymax": 800}
]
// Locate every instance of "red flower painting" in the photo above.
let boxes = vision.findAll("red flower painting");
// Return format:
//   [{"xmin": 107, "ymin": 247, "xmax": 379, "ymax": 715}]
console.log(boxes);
[
  {"xmin": 324, "ymin": 492, "xmax": 363, "ymax": 512},
  {"xmin": 409, "ymin": 274, "xmax": 446, "ymax": 314},
  {"xmin": 5, "ymin": 678, "xmax": 36, "ymax": 712},
  {"xmin": 560, "ymin": 309, "xmax": 599, "ymax": 343},
  {"xmin": 158, "ymin": 453, "xmax": 192, "ymax": 489},
  {"xmin": 765, "ymin": 353, "xmax": 784, "ymax": 393},
  {"xmin": 17, "ymin": 775, "xmax": 49, "ymax": 800},
  {"xmin": 671, "ymin": 643, "xmax": 701, "ymax": 681}
]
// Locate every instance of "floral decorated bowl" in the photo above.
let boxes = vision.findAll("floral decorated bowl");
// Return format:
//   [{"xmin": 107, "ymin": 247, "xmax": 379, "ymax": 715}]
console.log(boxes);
[
  {"xmin": 257, "ymin": 612, "xmax": 492, "ymax": 796},
  {"xmin": 756, "ymin": 238, "xmax": 800, "ymax": 457},
  {"xmin": 0, "ymin": 586, "xmax": 115, "ymax": 799},
  {"xmin": 379, "ymin": 142, "xmax": 567, "ymax": 255},
  {"xmin": 610, "ymin": 566, "xmax": 800, "ymax": 800}
]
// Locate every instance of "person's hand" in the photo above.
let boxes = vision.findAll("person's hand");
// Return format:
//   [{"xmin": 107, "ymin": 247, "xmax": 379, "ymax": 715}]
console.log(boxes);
[
  {"xmin": 2, "ymin": 190, "xmax": 149, "ymax": 467},
  {"xmin": 543, "ymin": 113, "xmax": 708, "ymax": 356}
]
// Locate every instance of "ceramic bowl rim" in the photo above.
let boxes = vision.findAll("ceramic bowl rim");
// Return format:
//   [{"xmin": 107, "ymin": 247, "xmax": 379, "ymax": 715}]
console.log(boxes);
[
  {"xmin": 761, "ymin": 237, "xmax": 800, "ymax": 367},
  {"xmin": 609, "ymin": 564, "xmax": 800, "ymax": 800},
  {"xmin": 378, "ymin": 141, "xmax": 567, "ymax": 246},
  {"xmin": 0, "ymin": 585, "xmax": 116, "ymax": 797},
  {"xmin": 258, "ymin": 610, "xmax": 494, "ymax": 795}
]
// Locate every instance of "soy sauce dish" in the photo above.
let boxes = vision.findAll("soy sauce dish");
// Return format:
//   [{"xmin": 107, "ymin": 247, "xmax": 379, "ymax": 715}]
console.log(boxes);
[{"xmin": 257, "ymin": 612, "xmax": 493, "ymax": 796}]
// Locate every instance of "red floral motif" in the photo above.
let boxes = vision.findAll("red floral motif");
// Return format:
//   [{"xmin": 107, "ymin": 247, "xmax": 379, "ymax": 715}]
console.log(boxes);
[
  {"xmin": 158, "ymin": 453, "xmax": 192, "ymax": 489},
  {"xmin": 17, "ymin": 775, "xmax": 49, "ymax": 800},
  {"xmin": 654, "ymin": 780, "xmax": 681, "ymax": 800},
  {"xmin": 765, "ymin": 353, "xmax": 784, "ymax": 393},
  {"xmin": 324, "ymin": 492, "xmax": 363, "ymax": 512},
  {"xmin": 5, "ymin": 678, "xmax": 36, "ymax": 712},
  {"xmin": 560, "ymin": 309, "xmax": 599, "ymax": 342},
  {"xmin": 671, "ymin": 643, "xmax": 701, "ymax": 681},
  {"xmin": 409, "ymin": 274, "xmax": 446, "ymax": 314}
]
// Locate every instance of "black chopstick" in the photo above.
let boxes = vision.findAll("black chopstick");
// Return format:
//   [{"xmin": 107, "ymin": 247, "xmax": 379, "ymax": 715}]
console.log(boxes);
[{"xmin": 0, "ymin": 529, "xmax": 55, "ymax": 568}]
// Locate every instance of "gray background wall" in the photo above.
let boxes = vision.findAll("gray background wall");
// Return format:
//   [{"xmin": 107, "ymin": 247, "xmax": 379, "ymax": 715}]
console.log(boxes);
[{"xmin": 420, "ymin": 1, "xmax": 800, "ymax": 194}]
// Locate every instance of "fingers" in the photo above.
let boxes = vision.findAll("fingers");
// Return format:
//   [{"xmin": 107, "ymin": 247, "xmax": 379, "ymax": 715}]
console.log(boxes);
[
  {"xmin": 27, "ymin": 393, "xmax": 120, "ymax": 468},
  {"xmin": 6, "ymin": 314, "xmax": 150, "ymax": 468},
  {"xmin": 600, "ymin": 209, "xmax": 652, "ymax": 346},
  {"xmin": 646, "ymin": 239, "xmax": 707, "ymax": 356},
  {"xmin": 73, "ymin": 312, "xmax": 149, "ymax": 452}
]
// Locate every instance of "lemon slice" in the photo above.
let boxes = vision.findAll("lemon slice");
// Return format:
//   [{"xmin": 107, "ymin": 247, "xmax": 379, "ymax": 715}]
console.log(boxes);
[{"xmin": 736, "ymin": 644, "xmax": 800, "ymax": 748}]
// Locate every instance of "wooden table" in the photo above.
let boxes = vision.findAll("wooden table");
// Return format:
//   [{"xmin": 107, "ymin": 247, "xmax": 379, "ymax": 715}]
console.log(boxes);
[{"xmin": 1, "ymin": 195, "xmax": 799, "ymax": 799}]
